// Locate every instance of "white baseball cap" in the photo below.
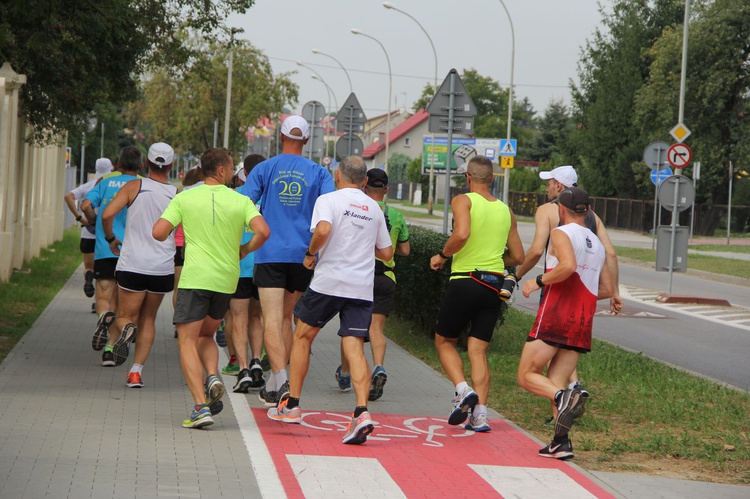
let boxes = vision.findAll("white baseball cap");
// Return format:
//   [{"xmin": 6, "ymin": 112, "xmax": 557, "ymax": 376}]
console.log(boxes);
[
  {"xmin": 94, "ymin": 158, "xmax": 112, "ymax": 178},
  {"xmin": 280, "ymin": 115, "xmax": 310, "ymax": 140},
  {"xmin": 148, "ymin": 142, "xmax": 174, "ymax": 167},
  {"xmin": 539, "ymin": 165, "xmax": 578, "ymax": 188}
]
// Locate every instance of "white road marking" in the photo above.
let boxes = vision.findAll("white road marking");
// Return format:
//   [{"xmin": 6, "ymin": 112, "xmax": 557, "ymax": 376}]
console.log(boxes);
[
  {"xmin": 287, "ymin": 455, "xmax": 407, "ymax": 498},
  {"xmin": 470, "ymin": 465, "xmax": 598, "ymax": 498}
]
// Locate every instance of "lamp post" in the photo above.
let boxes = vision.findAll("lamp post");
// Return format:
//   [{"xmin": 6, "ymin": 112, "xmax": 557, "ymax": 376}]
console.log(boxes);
[
  {"xmin": 224, "ymin": 27, "xmax": 242, "ymax": 149},
  {"xmin": 383, "ymin": 1, "xmax": 438, "ymax": 212},
  {"xmin": 351, "ymin": 28, "xmax": 392, "ymax": 173},
  {"xmin": 311, "ymin": 49, "xmax": 352, "ymax": 95},
  {"xmin": 311, "ymin": 75, "xmax": 338, "ymax": 159},
  {"xmin": 498, "ymin": 0, "xmax": 515, "ymax": 204}
]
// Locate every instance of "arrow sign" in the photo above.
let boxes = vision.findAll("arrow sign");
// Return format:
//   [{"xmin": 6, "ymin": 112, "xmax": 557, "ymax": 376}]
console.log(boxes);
[
  {"xmin": 651, "ymin": 167, "xmax": 672, "ymax": 186},
  {"xmin": 426, "ymin": 68, "xmax": 477, "ymax": 118},
  {"xmin": 667, "ymin": 143, "xmax": 692, "ymax": 168}
]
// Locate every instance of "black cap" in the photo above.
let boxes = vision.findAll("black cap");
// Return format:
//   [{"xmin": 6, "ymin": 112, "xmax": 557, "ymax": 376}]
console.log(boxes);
[
  {"xmin": 366, "ymin": 168, "xmax": 388, "ymax": 188},
  {"xmin": 558, "ymin": 187, "xmax": 590, "ymax": 213}
]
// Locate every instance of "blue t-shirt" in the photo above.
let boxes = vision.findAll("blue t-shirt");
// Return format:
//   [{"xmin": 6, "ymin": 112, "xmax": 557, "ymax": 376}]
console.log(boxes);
[
  {"xmin": 240, "ymin": 154, "xmax": 335, "ymax": 264},
  {"xmin": 85, "ymin": 173, "xmax": 139, "ymax": 260},
  {"xmin": 239, "ymin": 226, "xmax": 255, "ymax": 278}
]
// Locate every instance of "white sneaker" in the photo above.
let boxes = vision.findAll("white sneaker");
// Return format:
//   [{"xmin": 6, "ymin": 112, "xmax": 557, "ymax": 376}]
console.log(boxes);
[
  {"xmin": 448, "ymin": 386, "xmax": 478, "ymax": 425},
  {"xmin": 465, "ymin": 413, "xmax": 491, "ymax": 432}
]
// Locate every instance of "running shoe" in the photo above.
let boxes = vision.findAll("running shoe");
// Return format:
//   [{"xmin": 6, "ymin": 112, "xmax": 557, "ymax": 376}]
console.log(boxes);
[
  {"xmin": 259, "ymin": 380, "xmax": 288, "ymax": 407},
  {"xmin": 215, "ymin": 319, "xmax": 226, "ymax": 347},
  {"xmin": 208, "ymin": 400, "xmax": 223, "ymax": 416},
  {"xmin": 182, "ymin": 405, "xmax": 214, "ymax": 429},
  {"xmin": 249, "ymin": 358, "xmax": 266, "ymax": 388},
  {"xmin": 92, "ymin": 311, "xmax": 115, "ymax": 351},
  {"xmin": 342, "ymin": 411, "xmax": 374, "ymax": 445},
  {"xmin": 267, "ymin": 393, "xmax": 302, "ymax": 424},
  {"xmin": 569, "ymin": 381, "xmax": 590, "ymax": 419},
  {"xmin": 205, "ymin": 374, "xmax": 225, "ymax": 408},
  {"xmin": 335, "ymin": 365, "xmax": 352, "ymax": 392},
  {"xmin": 83, "ymin": 270, "xmax": 95, "ymax": 298},
  {"xmin": 260, "ymin": 354, "xmax": 271, "ymax": 371},
  {"xmin": 101, "ymin": 350, "xmax": 116, "ymax": 367},
  {"xmin": 233, "ymin": 368, "xmax": 253, "ymax": 393},
  {"xmin": 126, "ymin": 371, "xmax": 143, "ymax": 388},
  {"xmin": 369, "ymin": 366, "xmax": 388, "ymax": 401},
  {"xmin": 538, "ymin": 438, "xmax": 574, "ymax": 460},
  {"xmin": 113, "ymin": 323, "xmax": 137, "ymax": 366},
  {"xmin": 448, "ymin": 386, "xmax": 479, "ymax": 426},
  {"xmin": 554, "ymin": 387, "xmax": 587, "ymax": 436},
  {"xmin": 465, "ymin": 413, "xmax": 491, "ymax": 432},
  {"xmin": 221, "ymin": 356, "xmax": 240, "ymax": 375}
]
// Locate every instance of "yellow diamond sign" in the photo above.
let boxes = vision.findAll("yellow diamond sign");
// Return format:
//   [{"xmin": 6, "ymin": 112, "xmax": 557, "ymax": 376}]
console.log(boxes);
[{"xmin": 669, "ymin": 123, "xmax": 691, "ymax": 143}]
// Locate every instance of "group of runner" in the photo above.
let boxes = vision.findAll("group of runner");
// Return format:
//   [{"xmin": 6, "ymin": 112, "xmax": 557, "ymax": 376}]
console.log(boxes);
[{"xmin": 66, "ymin": 115, "xmax": 618, "ymax": 457}]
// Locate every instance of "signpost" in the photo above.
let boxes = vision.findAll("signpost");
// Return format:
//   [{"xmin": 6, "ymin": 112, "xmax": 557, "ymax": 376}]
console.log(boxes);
[
  {"xmin": 301, "ymin": 100, "xmax": 325, "ymax": 160},
  {"xmin": 643, "ymin": 141, "xmax": 670, "ymax": 249},
  {"xmin": 426, "ymin": 69, "xmax": 477, "ymax": 233},
  {"xmin": 335, "ymin": 93, "xmax": 367, "ymax": 159}
]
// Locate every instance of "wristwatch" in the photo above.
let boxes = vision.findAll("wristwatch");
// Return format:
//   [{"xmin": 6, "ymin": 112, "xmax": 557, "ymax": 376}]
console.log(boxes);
[
  {"xmin": 105, "ymin": 235, "xmax": 116, "ymax": 243},
  {"xmin": 75, "ymin": 214, "xmax": 82, "ymax": 222},
  {"xmin": 536, "ymin": 274, "xmax": 545, "ymax": 288},
  {"xmin": 438, "ymin": 250, "xmax": 449, "ymax": 259},
  {"xmin": 305, "ymin": 248, "xmax": 314, "ymax": 257}
]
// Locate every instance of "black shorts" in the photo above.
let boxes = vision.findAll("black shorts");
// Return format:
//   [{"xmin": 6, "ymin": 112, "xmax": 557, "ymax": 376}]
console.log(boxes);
[
  {"xmin": 174, "ymin": 246, "xmax": 185, "ymax": 267},
  {"xmin": 173, "ymin": 288, "xmax": 232, "ymax": 324},
  {"xmin": 435, "ymin": 278, "xmax": 501, "ymax": 343},
  {"xmin": 116, "ymin": 270, "xmax": 175, "ymax": 294},
  {"xmin": 233, "ymin": 277, "xmax": 259, "ymax": 300},
  {"xmin": 372, "ymin": 274, "xmax": 396, "ymax": 316},
  {"xmin": 294, "ymin": 288, "xmax": 373, "ymax": 338},
  {"xmin": 253, "ymin": 263, "xmax": 313, "ymax": 293},
  {"xmin": 525, "ymin": 337, "xmax": 590, "ymax": 354},
  {"xmin": 94, "ymin": 258, "xmax": 118, "ymax": 280},
  {"xmin": 80, "ymin": 238, "xmax": 95, "ymax": 254}
]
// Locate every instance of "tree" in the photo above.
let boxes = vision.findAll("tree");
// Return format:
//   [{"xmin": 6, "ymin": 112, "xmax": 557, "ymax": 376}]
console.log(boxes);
[
  {"xmin": 0, "ymin": 0, "xmax": 255, "ymax": 143},
  {"xmin": 129, "ymin": 38, "xmax": 297, "ymax": 158},
  {"xmin": 634, "ymin": 0, "xmax": 750, "ymax": 206},
  {"xmin": 527, "ymin": 99, "xmax": 574, "ymax": 163},
  {"xmin": 569, "ymin": 0, "xmax": 683, "ymax": 198},
  {"xmin": 387, "ymin": 153, "xmax": 410, "ymax": 186}
]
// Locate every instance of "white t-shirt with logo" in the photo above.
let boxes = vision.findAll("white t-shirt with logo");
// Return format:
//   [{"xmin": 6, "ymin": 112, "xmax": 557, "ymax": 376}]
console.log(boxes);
[{"xmin": 309, "ymin": 188, "xmax": 392, "ymax": 301}]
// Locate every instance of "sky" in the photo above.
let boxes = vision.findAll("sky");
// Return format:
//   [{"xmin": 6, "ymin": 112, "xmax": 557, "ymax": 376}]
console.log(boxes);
[{"xmin": 229, "ymin": 0, "xmax": 607, "ymax": 120}]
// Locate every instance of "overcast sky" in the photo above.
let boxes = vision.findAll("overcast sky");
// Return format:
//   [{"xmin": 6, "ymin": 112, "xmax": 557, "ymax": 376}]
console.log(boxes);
[{"xmin": 229, "ymin": 0, "xmax": 607, "ymax": 120}]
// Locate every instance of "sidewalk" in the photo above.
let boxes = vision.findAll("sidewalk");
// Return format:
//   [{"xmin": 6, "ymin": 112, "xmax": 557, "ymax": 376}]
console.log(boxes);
[{"xmin": 0, "ymin": 270, "xmax": 748, "ymax": 498}]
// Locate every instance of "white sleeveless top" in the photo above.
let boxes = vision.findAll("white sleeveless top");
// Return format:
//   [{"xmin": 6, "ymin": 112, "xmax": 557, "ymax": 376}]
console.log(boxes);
[{"xmin": 116, "ymin": 178, "xmax": 178, "ymax": 276}]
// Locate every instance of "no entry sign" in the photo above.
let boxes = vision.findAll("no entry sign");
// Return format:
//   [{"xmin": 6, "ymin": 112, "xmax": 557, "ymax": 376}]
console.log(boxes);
[{"xmin": 667, "ymin": 143, "xmax": 692, "ymax": 168}]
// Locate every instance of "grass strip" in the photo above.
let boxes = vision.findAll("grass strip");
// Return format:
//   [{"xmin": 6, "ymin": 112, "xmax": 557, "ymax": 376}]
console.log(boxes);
[
  {"xmin": 615, "ymin": 246, "xmax": 750, "ymax": 279},
  {"xmin": 0, "ymin": 228, "xmax": 82, "ymax": 363},
  {"xmin": 386, "ymin": 308, "xmax": 750, "ymax": 484}
]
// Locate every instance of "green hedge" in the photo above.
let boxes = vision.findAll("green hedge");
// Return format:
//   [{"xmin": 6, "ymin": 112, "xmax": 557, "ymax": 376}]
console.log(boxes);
[{"xmin": 392, "ymin": 225, "xmax": 507, "ymax": 345}]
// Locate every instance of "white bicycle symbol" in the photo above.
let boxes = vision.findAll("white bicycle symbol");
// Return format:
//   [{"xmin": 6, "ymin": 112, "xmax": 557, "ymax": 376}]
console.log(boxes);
[{"xmin": 298, "ymin": 412, "xmax": 473, "ymax": 447}]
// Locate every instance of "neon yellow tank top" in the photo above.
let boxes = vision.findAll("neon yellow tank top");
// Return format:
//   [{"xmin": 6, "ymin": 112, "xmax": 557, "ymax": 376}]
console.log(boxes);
[{"xmin": 450, "ymin": 192, "xmax": 511, "ymax": 279}]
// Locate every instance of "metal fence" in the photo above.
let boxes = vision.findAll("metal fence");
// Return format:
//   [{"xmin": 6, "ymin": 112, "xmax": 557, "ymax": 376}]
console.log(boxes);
[{"xmin": 508, "ymin": 191, "xmax": 750, "ymax": 236}]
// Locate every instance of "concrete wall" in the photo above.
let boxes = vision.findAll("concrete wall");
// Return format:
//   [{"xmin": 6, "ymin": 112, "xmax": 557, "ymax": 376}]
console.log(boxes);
[{"xmin": 0, "ymin": 62, "xmax": 68, "ymax": 282}]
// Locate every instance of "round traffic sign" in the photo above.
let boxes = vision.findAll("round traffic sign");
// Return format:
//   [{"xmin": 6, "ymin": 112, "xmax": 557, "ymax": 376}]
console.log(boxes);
[
  {"xmin": 321, "ymin": 156, "xmax": 332, "ymax": 166},
  {"xmin": 667, "ymin": 143, "xmax": 692, "ymax": 168},
  {"xmin": 650, "ymin": 167, "xmax": 672, "ymax": 186},
  {"xmin": 658, "ymin": 175, "xmax": 695, "ymax": 212},
  {"xmin": 643, "ymin": 141, "xmax": 670, "ymax": 170}
]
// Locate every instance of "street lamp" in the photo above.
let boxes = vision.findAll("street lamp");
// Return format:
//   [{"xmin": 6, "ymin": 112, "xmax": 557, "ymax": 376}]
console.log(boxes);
[
  {"xmin": 383, "ymin": 1, "xmax": 438, "ymax": 212},
  {"xmin": 311, "ymin": 75, "xmax": 339, "ymax": 160},
  {"xmin": 351, "ymin": 28, "xmax": 392, "ymax": 173},
  {"xmin": 497, "ymin": 0, "xmax": 515, "ymax": 203},
  {"xmin": 311, "ymin": 49, "xmax": 353, "ymax": 95},
  {"xmin": 224, "ymin": 27, "xmax": 243, "ymax": 149}
]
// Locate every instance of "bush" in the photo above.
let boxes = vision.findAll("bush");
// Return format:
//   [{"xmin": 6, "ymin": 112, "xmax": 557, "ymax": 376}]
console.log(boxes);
[{"xmin": 392, "ymin": 225, "xmax": 508, "ymax": 346}]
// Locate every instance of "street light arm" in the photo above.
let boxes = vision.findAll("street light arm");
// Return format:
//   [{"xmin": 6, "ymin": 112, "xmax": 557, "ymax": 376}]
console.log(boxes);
[
  {"xmin": 383, "ymin": 3, "xmax": 438, "ymax": 91},
  {"xmin": 498, "ymin": 0, "xmax": 515, "ymax": 203},
  {"xmin": 312, "ymin": 49, "xmax": 353, "ymax": 95}
]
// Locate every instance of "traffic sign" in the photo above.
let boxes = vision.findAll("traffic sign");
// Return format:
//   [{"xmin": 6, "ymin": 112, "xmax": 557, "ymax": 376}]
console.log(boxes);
[
  {"xmin": 336, "ymin": 93, "xmax": 366, "ymax": 134},
  {"xmin": 301, "ymin": 100, "xmax": 325, "ymax": 124},
  {"xmin": 667, "ymin": 143, "xmax": 692, "ymax": 168},
  {"xmin": 643, "ymin": 140, "xmax": 669, "ymax": 170},
  {"xmin": 650, "ymin": 167, "xmax": 672, "ymax": 186},
  {"xmin": 499, "ymin": 139, "xmax": 517, "ymax": 157},
  {"xmin": 427, "ymin": 115, "xmax": 474, "ymax": 134},
  {"xmin": 335, "ymin": 134, "xmax": 364, "ymax": 159},
  {"xmin": 426, "ymin": 68, "xmax": 477, "ymax": 118},
  {"xmin": 501, "ymin": 156, "xmax": 514, "ymax": 169},
  {"xmin": 669, "ymin": 123, "xmax": 691, "ymax": 143},
  {"xmin": 658, "ymin": 175, "xmax": 695, "ymax": 212},
  {"xmin": 321, "ymin": 156, "xmax": 332, "ymax": 167}
]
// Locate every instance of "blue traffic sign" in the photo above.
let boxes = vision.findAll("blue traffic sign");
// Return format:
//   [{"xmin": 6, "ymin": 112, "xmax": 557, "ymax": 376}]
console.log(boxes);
[
  {"xmin": 499, "ymin": 139, "xmax": 517, "ymax": 156},
  {"xmin": 651, "ymin": 167, "xmax": 672, "ymax": 186}
]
